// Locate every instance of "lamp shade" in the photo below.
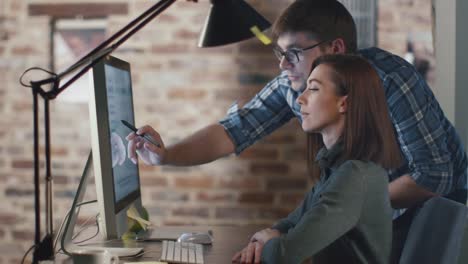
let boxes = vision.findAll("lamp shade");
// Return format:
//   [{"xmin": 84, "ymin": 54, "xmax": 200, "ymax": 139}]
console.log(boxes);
[{"xmin": 198, "ymin": 0, "xmax": 271, "ymax": 47}]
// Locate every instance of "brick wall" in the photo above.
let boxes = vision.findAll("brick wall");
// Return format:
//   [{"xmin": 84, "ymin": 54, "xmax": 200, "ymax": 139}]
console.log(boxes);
[{"xmin": 0, "ymin": 0, "xmax": 432, "ymax": 262}]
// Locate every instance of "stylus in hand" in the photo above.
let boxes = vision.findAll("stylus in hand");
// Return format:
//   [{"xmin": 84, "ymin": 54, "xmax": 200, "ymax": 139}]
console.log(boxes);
[{"xmin": 121, "ymin": 120, "xmax": 162, "ymax": 148}]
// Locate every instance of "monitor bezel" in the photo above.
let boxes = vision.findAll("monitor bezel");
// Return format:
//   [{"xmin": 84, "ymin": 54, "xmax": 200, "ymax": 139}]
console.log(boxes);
[{"xmin": 88, "ymin": 55, "xmax": 142, "ymax": 238}]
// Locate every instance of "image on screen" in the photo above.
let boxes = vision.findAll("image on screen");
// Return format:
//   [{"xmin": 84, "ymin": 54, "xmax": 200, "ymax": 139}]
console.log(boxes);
[{"xmin": 104, "ymin": 64, "xmax": 140, "ymax": 205}]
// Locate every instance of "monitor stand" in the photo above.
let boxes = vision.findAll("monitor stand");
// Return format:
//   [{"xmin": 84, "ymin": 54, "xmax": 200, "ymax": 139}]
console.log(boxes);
[{"xmin": 59, "ymin": 152, "xmax": 143, "ymax": 260}]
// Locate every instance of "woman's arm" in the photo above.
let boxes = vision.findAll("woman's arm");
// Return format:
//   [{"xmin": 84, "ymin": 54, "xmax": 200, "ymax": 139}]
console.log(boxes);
[{"xmin": 262, "ymin": 161, "xmax": 370, "ymax": 263}]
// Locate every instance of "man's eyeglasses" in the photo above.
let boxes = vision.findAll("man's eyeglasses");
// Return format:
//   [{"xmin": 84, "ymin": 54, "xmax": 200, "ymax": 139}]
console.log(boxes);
[{"xmin": 273, "ymin": 40, "xmax": 330, "ymax": 64}]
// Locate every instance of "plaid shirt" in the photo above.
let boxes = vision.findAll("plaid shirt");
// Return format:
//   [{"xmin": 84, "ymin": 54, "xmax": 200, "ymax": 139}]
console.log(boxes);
[{"xmin": 220, "ymin": 47, "xmax": 467, "ymax": 217}]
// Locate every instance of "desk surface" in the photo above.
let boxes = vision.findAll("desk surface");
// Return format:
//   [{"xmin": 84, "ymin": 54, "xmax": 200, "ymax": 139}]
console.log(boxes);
[{"xmin": 62, "ymin": 225, "xmax": 263, "ymax": 263}]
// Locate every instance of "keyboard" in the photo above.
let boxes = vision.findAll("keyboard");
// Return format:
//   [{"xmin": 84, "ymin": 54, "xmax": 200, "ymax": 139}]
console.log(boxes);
[{"xmin": 160, "ymin": 240, "xmax": 204, "ymax": 264}]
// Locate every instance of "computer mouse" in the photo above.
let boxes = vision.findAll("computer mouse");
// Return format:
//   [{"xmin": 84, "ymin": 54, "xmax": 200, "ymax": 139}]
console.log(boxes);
[{"xmin": 177, "ymin": 232, "xmax": 213, "ymax": 245}]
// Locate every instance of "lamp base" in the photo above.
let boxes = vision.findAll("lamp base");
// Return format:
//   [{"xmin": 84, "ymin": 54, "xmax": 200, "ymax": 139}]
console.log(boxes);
[{"xmin": 32, "ymin": 234, "xmax": 54, "ymax": 263}]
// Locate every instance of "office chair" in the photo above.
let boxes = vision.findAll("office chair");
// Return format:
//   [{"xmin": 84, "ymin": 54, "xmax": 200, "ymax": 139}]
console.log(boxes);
[{"xmin": 399, "ymin": 196, "xmax": 468, "ymax": 264}]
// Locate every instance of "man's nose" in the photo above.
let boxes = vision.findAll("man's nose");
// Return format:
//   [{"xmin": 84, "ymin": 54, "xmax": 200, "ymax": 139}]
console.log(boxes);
[{"xmin": 279, "ymin": 56, "xmax": 292, "ymax": 70}]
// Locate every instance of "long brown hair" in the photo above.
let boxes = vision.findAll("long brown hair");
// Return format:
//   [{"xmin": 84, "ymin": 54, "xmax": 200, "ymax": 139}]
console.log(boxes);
[{"xmin": 307, "ymin": 54, "xmax": 402, "ymax": 181}]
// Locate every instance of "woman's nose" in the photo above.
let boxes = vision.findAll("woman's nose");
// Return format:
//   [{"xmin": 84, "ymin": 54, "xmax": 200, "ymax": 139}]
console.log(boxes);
[{"xmin": 296, "ymin": 93, "xmax": 304, "ymax": 105}]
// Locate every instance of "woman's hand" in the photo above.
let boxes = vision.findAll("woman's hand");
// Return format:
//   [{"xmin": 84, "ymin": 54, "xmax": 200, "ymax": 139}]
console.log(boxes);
[
  {"xmin": 232, "ymin": 228, "xmax": 281, "ymax": 263},
  {"xmin": 251, "ymin": 228, "xmax": 281, "ymax": 244},
  {"xmin": 232, "ymin": 241, "xmax": 264, "ymax": 264}
]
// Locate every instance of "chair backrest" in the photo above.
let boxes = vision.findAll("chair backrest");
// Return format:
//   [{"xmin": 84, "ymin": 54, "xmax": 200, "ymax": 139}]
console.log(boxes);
[
  {"xmin": 399, "ymin": 196, "xmax": 468, "ymax": 264},
  {"xmin": 457, "ymin": 213, "xmax": 468, "ymax": 264}
]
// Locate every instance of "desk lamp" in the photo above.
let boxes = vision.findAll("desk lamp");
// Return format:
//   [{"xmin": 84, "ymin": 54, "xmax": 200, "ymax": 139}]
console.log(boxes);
[{"xmin": 21, "ymin": 0, "xmax": 270, "ymax": 263}]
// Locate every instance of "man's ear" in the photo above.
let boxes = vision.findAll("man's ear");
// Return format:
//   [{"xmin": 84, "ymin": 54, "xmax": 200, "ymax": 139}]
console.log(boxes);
[
  {"xmin": 339, "ymin": 95, "xmax": 348, "ymax": 114},
  {"xmin": 331, "ymin": 38, "xmax": 346, "ymax": 54}
]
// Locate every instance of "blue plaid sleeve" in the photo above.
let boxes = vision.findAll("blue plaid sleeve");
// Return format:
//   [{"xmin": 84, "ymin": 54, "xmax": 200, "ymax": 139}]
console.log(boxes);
[
  {"xmin": 219, "ymin": 75, "xmax": 296, "ymax": 154},
  {"xmin": 384, "ymin": 66, "xmax": 455, "ymax": 195}
]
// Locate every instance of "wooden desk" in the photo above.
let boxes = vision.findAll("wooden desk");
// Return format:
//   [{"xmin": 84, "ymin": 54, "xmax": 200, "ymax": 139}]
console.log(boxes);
[{"xmin": 61, "ymin": 225, "xmax": 264, "ymax": 263}]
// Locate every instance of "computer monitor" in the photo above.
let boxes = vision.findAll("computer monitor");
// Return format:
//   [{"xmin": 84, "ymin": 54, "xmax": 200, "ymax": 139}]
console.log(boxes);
[{"xmin": 88, "ymin": 55, "xmax": 144, "ymax": 239}]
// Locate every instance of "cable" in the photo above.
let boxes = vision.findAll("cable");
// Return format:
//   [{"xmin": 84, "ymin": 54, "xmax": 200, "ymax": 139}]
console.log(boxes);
[
  {"xmin": 53, "ymin": 200, "xmax": 97, "ymax": 252},
  {"xmin": 71, "ymin": 213, "xmax": 98, "ymax": 240},
  {"xmin": 21, "ymin": 245, "xmax": 36, "ymax": 264},
  {"xmin": 19, "ymin": 67, "xmax": 58, "ymax": 88},
  {"xmin": 73, "ymin": 214, "xmax": 100, "ymax": 244}
]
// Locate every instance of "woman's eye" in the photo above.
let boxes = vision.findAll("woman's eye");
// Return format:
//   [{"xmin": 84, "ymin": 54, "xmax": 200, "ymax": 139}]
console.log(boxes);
[{"xmin": 308, "ymin": 87, "xmax": 319, "ymax": 91}]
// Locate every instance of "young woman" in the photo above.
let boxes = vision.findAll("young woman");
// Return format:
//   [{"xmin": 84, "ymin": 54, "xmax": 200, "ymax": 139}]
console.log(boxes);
[{"xmin": 232, "ymin": 54, "xmax": 402, "ymax": 264}]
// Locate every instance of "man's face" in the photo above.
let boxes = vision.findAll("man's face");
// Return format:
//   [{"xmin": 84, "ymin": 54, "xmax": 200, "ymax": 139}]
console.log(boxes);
[{"xmin": 276, "ymin": 32, "xmax": 332, "ymax": 92}]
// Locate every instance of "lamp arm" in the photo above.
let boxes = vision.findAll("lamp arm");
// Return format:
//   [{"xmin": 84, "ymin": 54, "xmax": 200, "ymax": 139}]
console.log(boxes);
[{"xmin": 29, "ymin": 0, "xmax": 177, "ymax": 262}]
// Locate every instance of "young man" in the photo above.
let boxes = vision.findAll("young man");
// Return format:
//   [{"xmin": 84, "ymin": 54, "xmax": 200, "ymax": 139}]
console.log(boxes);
[{"xmin": 127, "ymin": 0, "xmax": 467, "ymax": 261}]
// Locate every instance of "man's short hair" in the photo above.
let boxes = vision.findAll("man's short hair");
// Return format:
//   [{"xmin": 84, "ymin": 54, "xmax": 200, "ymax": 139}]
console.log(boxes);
[{"xmin": 273, "ymin": 0, "xmax": 358, "ymax": 53}]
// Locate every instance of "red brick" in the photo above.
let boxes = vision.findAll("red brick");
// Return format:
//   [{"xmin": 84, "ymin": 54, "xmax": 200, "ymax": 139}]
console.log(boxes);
[
  {"xmin": 158, "ymin": 13, "xmax": 178, "ymax": 23},
  {"xmin": 168, "ymin": 59, "xmax": 186, "ymax": 70},
  {"xmin": 280, "ymin": 193, "xmax": 306, "ymax": 205},
  {"xmin": 176, "ymin": 118, "xmax": 198, "ymax": 127},
  {"xmin": 8, "ymin": 258, "xmax": 22, "ymax": 264},
  {"xmin": 12, "ymin": 101, "xmax": 32, "ymax": 112},
  {"xmin": 151, "ymin": 44, "xmax": 190, "ymax": 53},
  {"xmin": 175, "ymin": 29, "xmax": 199, "ymax": 40},
  {"xmin": 215, "ymin": 207, "xmax": 255, "ymax": 220},
  {"xmin": 172, "ymin": 207, "xmax": 209, "ymax": 218},
  {"xmin": 250, "ymin": 162, "xmax": 289, "ymax": 175},
  {"xmin": 167, "ymin": 89, "xmax": 207, "ymax": 100},
  {"xmin": 174, "ymin": 176, "xmax": 213, "ymax": 189},
  {"xmin": 28, "ymin": 3, "xmax": 128, "ymax": 17},
  {"xmin": 197, "ymin": 45, "xmax": 236, "ymax": 55},
  {"xmin": 5, "ymin": 187, "xmax": 34, "ymax": 198},
  {"xmin": 11, "ymin": 160, "xmax": 34, "ymax": 169},
  {"xmin": 0, "ymin": 243, "xmax": 23, "ymax": 258},
  {"xmin": 0, "ymin": 214, "xmax": 17, "ymax": 225},
  {"xmin": 267, "ymin": 178, "xmax": 308, "ymax": 191},
  {"xmin": 38, "ymin": 146, "xmax": 68, "ymax": 156},
  {"xmin": 239, "ymin": 192, "xmax": 274, "ymax": 204},
  {"xmin": 53, "ymin": 175, "xmax": 68, "ymax": 185},
  {"xmin": 239, "ymin": 147, "xmax": 279, "ymax": 160},
  {"xmin": 12, "ymin": 45, "xmax": 37, "ymax": 55},
  {"xmin": 263, "ymin": 133, "xmax": 296, "ymax": 145},
  {"xmin": 189, "ymin": 71, "xmax": 235, "ymax": 83},
  {"xmin": 151, "ymin": 190, "xmax": 189, "ymax": 202},
  {"xmin": 257, "ymin": 208, "xmax": 291, "ymax": 219},
  {"xmin": 140, "ymin": 176, "xmax": 168, "ymax": 186},
  {"xmin": 218, "ymin": 177, "xmax": 260, "ymax": 189},
  {"xmin": 282, "ymin": 147, "xmax": 307, "ymax": 161},
  {"xmin": 12, "ymin": 230, "xmax": 34, "ymax": 241},
  {"xmin": 196, "ymin": 192, "xmax": 236, "ymax": 203}
]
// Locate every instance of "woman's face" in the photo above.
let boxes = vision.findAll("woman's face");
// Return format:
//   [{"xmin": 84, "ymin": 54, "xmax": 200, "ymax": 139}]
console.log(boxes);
[{"xmin": 296, "ymin": 64, "xmax": 347, "ymax": 145}]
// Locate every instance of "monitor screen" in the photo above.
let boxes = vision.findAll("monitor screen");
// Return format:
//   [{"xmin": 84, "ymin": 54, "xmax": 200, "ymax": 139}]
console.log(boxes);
[
  {"xmin": 104, "ymin": 64, "xmax": 140, "ymax": 208},
  {"xmin": 88, "ymin": 55, "xmax": 143, "ymax": 239}
]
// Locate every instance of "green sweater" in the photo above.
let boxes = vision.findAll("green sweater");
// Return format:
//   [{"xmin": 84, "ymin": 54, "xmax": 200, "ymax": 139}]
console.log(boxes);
[{"xmin": 262, "ymin": 143, "xmax": 392, "ymax": 264}]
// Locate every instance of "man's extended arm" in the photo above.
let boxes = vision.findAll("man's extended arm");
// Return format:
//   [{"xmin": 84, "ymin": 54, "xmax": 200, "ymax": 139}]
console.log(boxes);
[
  {"xmin": 164, "ymin": 123, "xmax": 235, "ymax": 166},
  {"xmin": 127, "ymin": 123, "xmax": 235, "ymax": 166}
]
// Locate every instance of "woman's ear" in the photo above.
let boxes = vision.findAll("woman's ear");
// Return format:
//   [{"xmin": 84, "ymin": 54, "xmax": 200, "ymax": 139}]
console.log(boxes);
[
  {"xmin": 331, "ymin": 38, "xmax": 346, "ymax": 54},
  {"xmin": 339, "ymin": 95, "xmax": 348, "ymax": 114}
]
